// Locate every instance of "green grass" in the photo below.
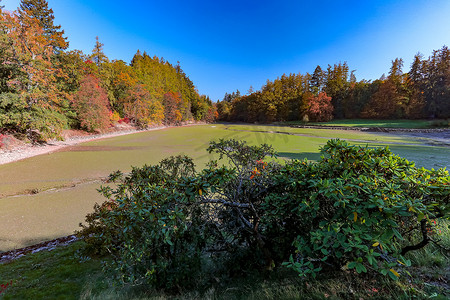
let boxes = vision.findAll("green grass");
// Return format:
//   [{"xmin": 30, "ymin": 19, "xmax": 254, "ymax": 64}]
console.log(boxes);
[
  {"xmin": 0, "ymin": 240, "xmax": 448, "ymax": 299},
  {"xmin": 0, "ymin": 242, "xmax": 107, "ymax": 299},
  {"xmin": 0, "ymin": 124, "xmax": 448, "ymax": 251},
  {"xmin": 282, "ymin": 119, "xmax": 449, "ymax": 129}
]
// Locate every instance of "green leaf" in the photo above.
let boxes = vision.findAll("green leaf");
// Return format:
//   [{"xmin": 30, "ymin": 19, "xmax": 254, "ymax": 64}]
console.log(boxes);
[
  {"xmin": 388, "ymin": 269, "xmax": 400, "ymax": 280},
  {"xmin": 381, "ymin": 228, "xmax": 394, "ymax": 240},
  {"xmin": 392, "ymin": 228, "xmax": 403, "ymax": 240},
  {"xmin": 348, "ymin": 262, "xmax": 357, "ymax": 269},
  {"xmin": 355, "ymin": 263, "xmax": 367, "ymax": 273},
  {"xmin": 417, "ymin": 213, "xmax": 425, "ymax": 222}
]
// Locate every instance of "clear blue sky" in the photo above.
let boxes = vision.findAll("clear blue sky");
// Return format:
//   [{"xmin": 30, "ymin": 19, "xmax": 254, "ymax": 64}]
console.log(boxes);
[{"xmin": 4, "ymin": 0, "xmax": 450, "ymax": 101}]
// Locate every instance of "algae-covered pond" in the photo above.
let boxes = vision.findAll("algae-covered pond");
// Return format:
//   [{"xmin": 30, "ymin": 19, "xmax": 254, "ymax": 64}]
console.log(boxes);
[{"xmin": 1, "ymin": 124, "xmax": 448, "ymax": 251}]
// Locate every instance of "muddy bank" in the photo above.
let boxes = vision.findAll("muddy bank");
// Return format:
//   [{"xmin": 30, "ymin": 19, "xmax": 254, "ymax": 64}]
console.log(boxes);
[{"xmin": 0, "ymin": 235, "xmax": 78, "ymax": 264}]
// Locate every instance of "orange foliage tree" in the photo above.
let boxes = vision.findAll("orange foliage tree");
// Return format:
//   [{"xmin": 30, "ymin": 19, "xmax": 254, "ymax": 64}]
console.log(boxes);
[
  {"xmin": 1, "ymin": 9, "xmax": 69, "ymax": 139},
  {"xmin": 72, "ymin": 75, "xmax": 110, "ymax": 132},
  {"xmin": 123, "ymin": 84, "xmax": 164, "ymax": 127},
  {"xmin": 163, "ymin": 91, "xmax": 183, "ymax": 125},
  {"xmin": 3, "ymin": 10, "xmax": 66, "ymax": 108},
  {"xmin": 361, "ymin": 80, "xmax": 402, "ymax": 119},
  {"xmin": 206, "ymin": 106, "xmax": 218, "ymax": 123}
]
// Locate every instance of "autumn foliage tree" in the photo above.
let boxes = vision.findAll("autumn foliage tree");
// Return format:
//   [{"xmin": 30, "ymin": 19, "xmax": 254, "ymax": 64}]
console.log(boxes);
[
  {"xmin": 109, "ymin": 59, "xmax": 138, "ymax": 116},
  {"xmin": 72, "ymin": 75, "xmax": 110, "ymax": 132},
  {"xmin": 306, "ymin": 92, "xmax": 333, "ymax": 122},
  {"xmin": 18, "ymin": 0, "xmax": 68, "ymax": 52},
  {"xmin": 163, "ymin": 91, "xmax": 183, "ymax": 125},
  {"xmin": 219, "ymin": 46, "xmax": 450, "ymax": 123},
  {"xmin": 204, "ymin": 105, "xmax": 218, "ymax": 123},
  {"xmin": 0, "ymin": 1, "xmax": 213, "ymax": 142},
  {"xmin": 1, "ymin": 8, "xmax": 67, "ymax": 140},
  {"xmin": 123, "ymin": 84, "xmax": 164, "ymax": 127}
]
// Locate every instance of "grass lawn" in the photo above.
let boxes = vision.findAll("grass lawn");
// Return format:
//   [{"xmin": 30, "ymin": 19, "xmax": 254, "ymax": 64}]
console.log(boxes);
[
  {"xmin": 0, "ymin": 237, "xmax": 448, "ymax": 299},
  {"xmin": 0, "ymin": 242, "xmax": 106, "ymax": 300},
  {"xmin": 283, "ymin": 119, "xmax": 449, "ymax": 129},
  {"xmin": 0, "ymin": 124, "xmax": 448, "ymax": 251}
]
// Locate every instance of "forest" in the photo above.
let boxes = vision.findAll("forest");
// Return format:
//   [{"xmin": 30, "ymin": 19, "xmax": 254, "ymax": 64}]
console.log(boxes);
[
  {"xmin": 0, "ymin": 0, "xmax": 216, "ymax": 142},
  {"xmin": 217, "ymin": 49, "xmax": 450, "ymax": 123}
]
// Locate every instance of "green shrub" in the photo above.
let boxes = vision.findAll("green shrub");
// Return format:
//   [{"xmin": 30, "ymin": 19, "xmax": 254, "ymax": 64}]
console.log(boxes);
[
  {"xmin": 79, "ymin": 139, "xmax": 449, "ymax": 291},
  {"xmin": 276, "ymin": 139, "xmax": 449, "ymax": 279},
  {"xmin": 79, "ymin": 156, "xmax": 206, "ymax": 290}
]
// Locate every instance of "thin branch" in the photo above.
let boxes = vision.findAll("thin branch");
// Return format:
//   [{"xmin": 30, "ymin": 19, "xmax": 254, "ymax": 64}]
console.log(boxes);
[{"xmin": 201, "ymin": 198, "xmax": 251, "ymax": 209}]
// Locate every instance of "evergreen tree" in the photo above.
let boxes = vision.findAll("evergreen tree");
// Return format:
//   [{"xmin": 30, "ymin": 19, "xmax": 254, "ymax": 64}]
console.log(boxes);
[
  {"xmin": 0, "ymin": 7, "xmax": 15, "ymax": 93},
  {"xmin": 91, "ymin": 36, "xmax": 107, "ymax": 67},
  {"xmin": 362, "ymin": 59, "xmax": 407, "ymax": 119},
  {"xmin": 388, "ymin": 58, "xmax": 404, "ymax": 84},
  {"xmin": 424, "ymin": 46, "xmax": 450, "ymax": 118},
  {"xmin": 324, "ymin": 62, "xmax": 349, "ymax": 118},
  {"xmin": 18, "ymin": 0, "xmax": 68, "ymax": 51},
  {"xmin": 349, "ymin": 70, "xmax": 357, "ymax": 84},
  {"xmin": 409, "ymin": 53, "xmax": 425, "ymax": 84},
  {"xmin": 310, "ymin": 65, "xmax": 325, "ymax": 94},
  {"xmin": 405, "ymin": 53, "xmax": 426, "ymax": 118}
]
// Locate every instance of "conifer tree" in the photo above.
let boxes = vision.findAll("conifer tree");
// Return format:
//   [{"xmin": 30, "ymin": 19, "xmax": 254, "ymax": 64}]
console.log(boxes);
[
  {"xmin": 18, "ymin": 0, "xmax": 68, "ymax": 51},
  {"xmin": 91, "ymin": 36, "xmax": 107, "ymax": 67},
  {"xmin": 310, "ymin": 65, "xmax": 325, "ymax": 94}
]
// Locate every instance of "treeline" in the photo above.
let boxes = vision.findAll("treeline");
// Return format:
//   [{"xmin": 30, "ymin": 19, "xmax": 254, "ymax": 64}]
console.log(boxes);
[
  {"xmin": 217, "ymin": 47, "xmax": 450, "ymax": 123},
  {"xmin": 0, "ymin": 0, "xmax": 215, "ymax": 141}
]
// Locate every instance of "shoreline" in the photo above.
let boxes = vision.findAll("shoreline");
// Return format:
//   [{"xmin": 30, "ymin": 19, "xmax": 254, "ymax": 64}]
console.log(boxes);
[
  {"xmin": 0, "ymin": 128, "xmax": 143, "ymax": 166},
  {"xmin": 1, "ymin": 123, "xmax": 448, "ymax": 166},
  {"xmin": 0, "ymin": 123, "xmax": 204, "ymax": 166}
]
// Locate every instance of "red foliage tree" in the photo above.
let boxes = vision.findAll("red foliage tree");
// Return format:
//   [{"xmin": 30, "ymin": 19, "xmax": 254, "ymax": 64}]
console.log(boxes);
[
  {"xmin": 72, "ymin": 75, "xmax": 110, "ymax": 132},
  {"xmin": 204, "ymin": 106, "xmax": 218, "ymax": 123},
  {"xmin": 306, "ymin": 92, "xmax": 334, "ymax": 122}
]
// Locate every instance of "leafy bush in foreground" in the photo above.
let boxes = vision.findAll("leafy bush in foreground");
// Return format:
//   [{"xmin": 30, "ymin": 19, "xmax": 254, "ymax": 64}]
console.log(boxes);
[
  {"xmin": 273, "ymin": 140, "xmax": 449, "ymax": 278},
  {"xmin": 79, "ymin": 139, "xmax": 449, "ymax": 291}
]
